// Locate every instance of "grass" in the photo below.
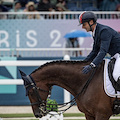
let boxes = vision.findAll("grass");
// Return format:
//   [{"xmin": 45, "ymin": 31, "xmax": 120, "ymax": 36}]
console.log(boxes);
[
  {"xmin": 0, "ymin": 113, "xmax": 34, "ymax": 118},
  {"xmin": 1, "ymin": 113, "xmax": 84, "ymax": 118},
  {"xmin": 0, "ymin": 113, "xmax": 120, "ymax": 120},
  {"xmin": 63, "ymin": 113, "xmax": 85, "ymax": 117},
  {"xmin": 3, "ymin": 119, "xmax": 38, "ymax": 120}
]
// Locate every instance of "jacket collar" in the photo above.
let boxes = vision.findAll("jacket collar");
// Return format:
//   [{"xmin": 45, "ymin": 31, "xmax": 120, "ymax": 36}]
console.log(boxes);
[{"xmin": 92, "ymin": 23, "xmax": 97, "ymax": 37}]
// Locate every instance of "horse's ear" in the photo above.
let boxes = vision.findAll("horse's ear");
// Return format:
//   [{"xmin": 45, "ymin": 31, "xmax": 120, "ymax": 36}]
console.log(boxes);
[
  {"xmin": 19, "ymin": 69, "xmax": 29, "ymax": 85},
  {"xmin": 19, "ymin": 70, "xmax": 31, "ymax": 96},
  {"xmin": 19, "ymin": 69, "xmax": 26, "ymax": 77}
]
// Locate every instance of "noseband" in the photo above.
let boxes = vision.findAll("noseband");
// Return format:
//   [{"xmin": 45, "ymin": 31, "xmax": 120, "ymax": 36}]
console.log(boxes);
[{"xmin": 25, "ymin": 75, "xmax": 49, "ymax": 108}]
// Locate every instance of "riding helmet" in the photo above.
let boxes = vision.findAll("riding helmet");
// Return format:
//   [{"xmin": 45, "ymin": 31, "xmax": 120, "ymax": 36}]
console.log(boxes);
[{"xmin": 78, "ymin": 11, "xmax": 97, "ymax": 25}]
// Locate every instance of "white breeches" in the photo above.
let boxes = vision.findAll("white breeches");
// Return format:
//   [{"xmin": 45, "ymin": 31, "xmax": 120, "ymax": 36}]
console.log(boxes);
[{"xmin": 112, "ymin": 53, "xmax": 120, "ymax": 81}]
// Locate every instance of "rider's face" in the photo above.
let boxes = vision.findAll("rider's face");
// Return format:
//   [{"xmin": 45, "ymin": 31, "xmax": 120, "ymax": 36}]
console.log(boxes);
[
  {"xmin": 82, "ymin": 22, "xmax": 90, "ymax": 32},
  {"xmin": 82, "ymin": 20, "xmax": 94, "ymax": 32}
]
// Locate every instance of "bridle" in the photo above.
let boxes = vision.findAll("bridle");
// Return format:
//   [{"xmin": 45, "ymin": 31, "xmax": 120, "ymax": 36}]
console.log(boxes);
[{"xmin": 24, "ymin": 75, "xmax": 50, "ymax": 116}]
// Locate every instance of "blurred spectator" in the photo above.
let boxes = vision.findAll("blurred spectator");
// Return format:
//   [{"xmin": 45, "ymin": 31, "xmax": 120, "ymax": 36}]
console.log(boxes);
[
  {"xmin": 56, "ymin": 3, "xmax": 68, "ymax": 11},
  {"xmin": 0, "ymin": 7, "xmax": 7, "ymax": 19},
  {"xmin": 56, "ymin": 0, "xmax": 68, "ymax": 9},
  {"xmin": 37, "ymin": 0, "xmax": 52, "ymax": 11},
  {"xmin": 47, "ymin": 4, "xmax": 56, "ymax": 19},
  {"xmin": 51, "ymin": 0, "xmax": 57, "ymax": 5},
  {"xmin": 50, "ymin": 0, "xmax": 68, "ymax": 7},
  {"xmin": 48, "ymin": 5, "xmax": 55, "ymax": 12},
  {"xmin": 0, "ymin": 5, "xmax": 9, "ymax": 12},
  {"xmin": 18, "ymin": 0, "xmax": 38, "ymax": 8},
  {"xmin": 50, "ymin": 0, "xmax": 67, "ymax": 5},
  {"xmin": 23, "ymin": 3, "xmax": 28, "ymax": 12},
  {"xmin": 0, "ymin": 0, "xmax": 9, "ymax": 12},
  {"xmin": 0, "ymin": 0, "xmax": 9, "ymax": 19},
  {"xmin": 101, "ymin": 0, "xmax": 119, "ymax": 11},
  {"xmin": 97, "ymin": 0, "xmax": 103, "ymax": 10},
  {"xmin": 116, "ymin": 3, "xmax": 120, "ymax": 10},
  {"xmin": 65, "ymin": 38, "xmax": 82, "ymax": 57},
  {"xmin": 112, "ymin": 4, "xmax": 120, "ymax": 18},
  {"xmin": 9, "ymin": 1, "xmax": 23, "ymax": 19},
  {"xmin": 57, "ymin": 0, "xmax": 67, "ymax": 4},
  {"xmin": 55, "ymin": 2, "xmax": 69, "ymax": 19},
  {"xmin": 24, "ymin": 2, "xmax": 40, "ymax": 19}
]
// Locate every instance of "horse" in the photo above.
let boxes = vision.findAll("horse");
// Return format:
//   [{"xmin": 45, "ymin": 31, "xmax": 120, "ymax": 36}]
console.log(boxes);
[{"xmin": 19, "ymin": 60, "xmax": 117, "ymax": 120}]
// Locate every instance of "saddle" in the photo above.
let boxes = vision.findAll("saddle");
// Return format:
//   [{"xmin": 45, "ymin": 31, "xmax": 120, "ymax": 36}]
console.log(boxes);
[
  {"xmin": 108, "ymin": 58, "xmax": 120, "ymax": 115},
  {"xmin": 108, "ymin": 58, "xmax": 120, "ymax": 92}
]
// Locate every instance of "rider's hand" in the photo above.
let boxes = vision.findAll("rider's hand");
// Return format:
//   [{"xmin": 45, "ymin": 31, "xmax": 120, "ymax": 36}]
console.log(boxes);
[{"xmin": 82, "ymin": 63, "xmax": 96, "ymax": 74}]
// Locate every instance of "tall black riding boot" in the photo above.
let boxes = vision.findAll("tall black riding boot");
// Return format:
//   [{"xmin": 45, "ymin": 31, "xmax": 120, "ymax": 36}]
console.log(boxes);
[
  {"xmin": 117, "ymin": 76, "xmax": 120, "ymax": 85},
  {"xmin": 116, "ymin": 77, "xmax": 120, "ymax": 91}
]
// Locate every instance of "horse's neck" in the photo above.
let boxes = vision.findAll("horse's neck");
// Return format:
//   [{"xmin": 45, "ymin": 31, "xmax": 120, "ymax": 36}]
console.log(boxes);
[{"xmin": 33, "ymin": 62, "xmax": 89, "ymax": 97}]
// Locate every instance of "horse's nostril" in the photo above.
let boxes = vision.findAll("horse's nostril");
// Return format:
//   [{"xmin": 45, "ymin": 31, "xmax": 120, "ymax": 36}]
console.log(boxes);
[
  {"xmin": 35, "ymin": 113, "xmax": 42, "ymax": 118},
  {"xmin": 35, "ymin": 114, "xmax": 39, "ymax": 118},
  {"xmin": 35, "ymin": 113, "xmax": 39, "ymax": 118}
]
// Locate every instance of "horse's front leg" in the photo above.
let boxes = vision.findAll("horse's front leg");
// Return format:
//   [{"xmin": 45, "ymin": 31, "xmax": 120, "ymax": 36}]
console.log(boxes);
[{"xmin": 85, "ymin": 114, "xmax": 95, "ymax": 120}]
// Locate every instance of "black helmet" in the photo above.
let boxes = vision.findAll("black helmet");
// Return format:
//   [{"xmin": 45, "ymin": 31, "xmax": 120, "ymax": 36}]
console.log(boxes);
[{"xmin": 78, "ymin": 11, "xmax": 97, "ymax": 25}]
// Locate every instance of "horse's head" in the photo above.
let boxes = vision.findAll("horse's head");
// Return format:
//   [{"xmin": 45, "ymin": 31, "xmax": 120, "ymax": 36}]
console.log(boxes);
[{"xmin": 19, "ymin": 70, "xmax": 51, "ymax": 118}]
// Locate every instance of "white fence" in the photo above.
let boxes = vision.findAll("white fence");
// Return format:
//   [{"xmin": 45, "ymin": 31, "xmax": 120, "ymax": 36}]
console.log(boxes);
[
  {"xmin": 0, "ymin": 60, "xmax": 51, "ymax": 84},
  {"xmin": 0, "ymin": 79, "xmax": 23, "ymax": 85},
  {"xmin": 0, "ymin": 55, "xmax": 71, "ymax": 103},
  {"xmin": 0, "ymin": 48, "xmax": 92, "ymax": 57},
  {"xmin": 0, "ymin": 11, "xmax": 120, "ymax": 19},
  {"xmin": 0, "ymin": 11, "xmax": 119, "ymax": 57},
  {"xmin": 0, "ymin": 60, "xmax": 51, "ymax": 85}
]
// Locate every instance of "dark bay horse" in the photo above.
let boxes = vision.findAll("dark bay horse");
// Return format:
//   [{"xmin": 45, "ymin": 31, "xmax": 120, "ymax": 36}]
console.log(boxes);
[{"xmin": 20, "ymin": 60, "xmax": 116, "ymax": 120}]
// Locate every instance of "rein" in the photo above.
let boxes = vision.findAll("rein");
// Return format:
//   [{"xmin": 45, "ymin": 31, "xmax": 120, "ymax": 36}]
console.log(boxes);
[
  {"xmin": 30, "ymin": 86, "xmax": 49, "ymax": 106},
  {"xmin": 52, "ymin": 67, "xmax": 97, "ymax": 113}
]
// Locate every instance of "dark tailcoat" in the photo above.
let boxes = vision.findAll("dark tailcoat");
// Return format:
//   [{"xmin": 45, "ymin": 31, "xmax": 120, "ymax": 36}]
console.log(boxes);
[{"xmin": 85, "ymin": 23, "xmax": 120, "ymax": 66}]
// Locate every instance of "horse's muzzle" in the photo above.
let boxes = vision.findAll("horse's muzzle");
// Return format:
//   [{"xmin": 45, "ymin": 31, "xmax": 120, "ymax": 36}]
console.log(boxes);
[
  {"xmin": 34, "ymin": 111, "xmax": 45, "ymax": 118},
  {"xmin": 35, "ymin": 112, "xmax": 42, "ymax": 118},
  {"xmin": 34, "ymin": 107, "xmax": 47, "ymax": 118}
]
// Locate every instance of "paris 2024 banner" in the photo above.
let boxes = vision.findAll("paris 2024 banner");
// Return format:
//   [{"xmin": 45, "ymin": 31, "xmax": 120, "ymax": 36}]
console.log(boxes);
[{"xmin": 0, "ymin": 19, "xmax": 120, "ymax": 56}]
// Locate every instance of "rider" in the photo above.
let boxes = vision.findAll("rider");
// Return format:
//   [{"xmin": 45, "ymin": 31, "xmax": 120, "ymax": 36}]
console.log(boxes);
[{"xmin": 79, "ymin": 11, "xmax": 120, "ymax": 84}]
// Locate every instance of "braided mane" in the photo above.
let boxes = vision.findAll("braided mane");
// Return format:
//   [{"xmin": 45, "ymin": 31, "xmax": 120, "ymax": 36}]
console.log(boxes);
[{"xmin": 31, "ymin": 60, "xmax": 86, "ymax": 74}]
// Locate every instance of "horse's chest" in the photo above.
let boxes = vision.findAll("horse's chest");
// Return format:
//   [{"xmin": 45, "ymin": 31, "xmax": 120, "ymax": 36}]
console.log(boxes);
[{"xmin": 76, "ymin": 96, "xmax": 94, "ymax": 114}]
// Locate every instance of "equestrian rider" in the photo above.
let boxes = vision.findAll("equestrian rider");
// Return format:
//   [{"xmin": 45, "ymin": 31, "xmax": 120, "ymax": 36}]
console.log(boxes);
[{"xmin": 79, "ymin": 11, "xmax": 120, "ymax": 85}]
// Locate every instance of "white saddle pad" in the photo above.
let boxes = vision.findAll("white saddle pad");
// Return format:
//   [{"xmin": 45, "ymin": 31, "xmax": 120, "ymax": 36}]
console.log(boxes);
[{"xmin": 104, "ymin": 59, "xmax": 120, "ymax": 98}]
